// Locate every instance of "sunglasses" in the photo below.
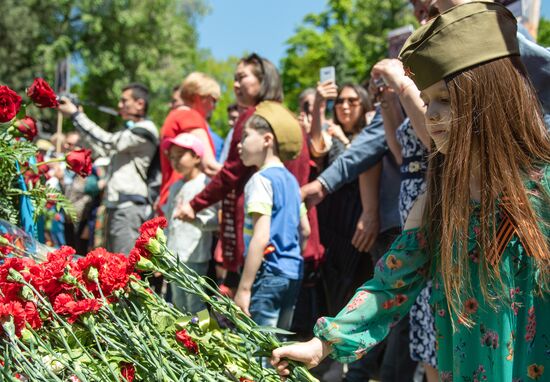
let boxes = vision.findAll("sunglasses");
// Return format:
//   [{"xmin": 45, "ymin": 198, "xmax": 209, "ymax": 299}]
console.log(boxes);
[{"xmin": 335, "ymin": 97, "xmax": 361, "ymax": 107}]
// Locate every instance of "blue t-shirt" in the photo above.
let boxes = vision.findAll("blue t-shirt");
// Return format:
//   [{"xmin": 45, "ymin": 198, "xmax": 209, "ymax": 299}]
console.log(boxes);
[
  {"xmin": 243, "ymin": 164, "xmax": 304, "ymax": 280},
  {"xmin": 207, "ymin": 126, "xmax": 225, "ymax": 162}
]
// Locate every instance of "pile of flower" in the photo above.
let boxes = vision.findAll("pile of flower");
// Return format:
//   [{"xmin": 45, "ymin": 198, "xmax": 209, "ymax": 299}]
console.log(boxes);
[{"xmin": 0, "ymin": 217, "xmax": 317, "ymax": 381}]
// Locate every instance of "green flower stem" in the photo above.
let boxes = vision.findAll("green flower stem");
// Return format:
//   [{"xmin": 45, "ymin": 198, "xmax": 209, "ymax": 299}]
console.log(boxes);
[
  {"xmin": 87, "ymin": 326, "xmax": 120, "ymax": 380},
  {"xmin": 10, "ymin": 337, "xmax": 65, "ymax": 382},
  {"xmin": 16, "ymin": 278, "xmax": 113, "ymax": 380},
  {"xmin": 23, "ymin": 327, "xmax": 94, "ymax": 382},
  {"xmin": 17, "ymin": 157, "xmax": 65, "ymax": 176},
  {"xmin": 152, "ymin": 244, "xmax": 319, "ymax": 382}
]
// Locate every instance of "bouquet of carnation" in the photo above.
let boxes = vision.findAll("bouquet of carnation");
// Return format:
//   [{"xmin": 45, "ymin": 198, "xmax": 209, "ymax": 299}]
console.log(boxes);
[
  {"xmin": 0, "ymin": 78, "xmax": 92, "ymax": 226},
  {"xmin": 0, "ymin": 217, "xmax": 317, "ymax": 381}
]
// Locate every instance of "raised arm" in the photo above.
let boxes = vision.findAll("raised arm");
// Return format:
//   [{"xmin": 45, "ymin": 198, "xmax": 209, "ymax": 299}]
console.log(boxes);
[
  {"xmin": 316, "ymin": 109, "xmax": 387, "ymax": 194},
  {"xmin": 309, "ymin": 81, "xmax": 337, "ymax": 155},
  {"xmin": 370, "ymin": 58, "xmax": 430, "ymax": 148}
]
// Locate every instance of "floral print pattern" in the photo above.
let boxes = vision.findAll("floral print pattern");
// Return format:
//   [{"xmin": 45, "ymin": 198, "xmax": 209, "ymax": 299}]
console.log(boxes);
[{"xmin": 313, "ymin": 165, "xmax": 550, "ymax": 381}]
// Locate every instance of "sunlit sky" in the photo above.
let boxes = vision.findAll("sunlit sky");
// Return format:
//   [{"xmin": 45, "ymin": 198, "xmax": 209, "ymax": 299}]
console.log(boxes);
[{"xmin": 198, "ymin": 1, "xmax": 550, "ymax": 68}]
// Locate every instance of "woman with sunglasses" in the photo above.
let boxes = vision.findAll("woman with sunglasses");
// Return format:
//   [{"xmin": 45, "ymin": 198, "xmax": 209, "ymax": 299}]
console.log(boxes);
[{"xmin": 310, "ymin": 83, "xmax": 381, "ymax": 307}]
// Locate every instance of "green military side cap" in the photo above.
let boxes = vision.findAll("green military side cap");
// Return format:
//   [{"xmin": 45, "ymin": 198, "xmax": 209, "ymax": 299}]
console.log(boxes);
[
  {"xmin": 399, "ymin": 1, "xmax": 519, "ymax": 90},
  {"xmin": 254, "ymin": 101, "xmax": 303, "ymax": 161}
]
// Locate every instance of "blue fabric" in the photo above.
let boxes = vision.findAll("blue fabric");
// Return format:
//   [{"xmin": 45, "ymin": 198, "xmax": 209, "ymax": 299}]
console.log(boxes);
[
  {"xmin": 517, "ymin": 32, "xmax": 550, "ymax": 116},
  {"xmin": 317, "ymin": 108, "xmax": 388, "ymax": 193},
  {"xmin": 15, "ymin": 161, "xmax": 36, "ymax": 241},
  {"xmin": 378, "ymin": 154, "xmax": 402, "ymax": 232},
  {"xmin": 249, "ymin": 267, "xmax": 301, "ymax": 331},
  {"xmin": 246, "ymin": 166, "xmax": 303, "ymax": 280},
  {"xmin": 207, "ymin": 126, "xmax": 225, "ymax": 162}
]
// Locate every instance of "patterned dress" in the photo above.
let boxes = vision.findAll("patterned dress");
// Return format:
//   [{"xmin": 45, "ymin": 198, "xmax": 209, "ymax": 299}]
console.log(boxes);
[
  {"xmin": 395, "ymin": 120, "xmax": 436, "ymax": 366},
  {"xmin": 314, "ymin": 165, "xmax": 549, "ymax": 381}
]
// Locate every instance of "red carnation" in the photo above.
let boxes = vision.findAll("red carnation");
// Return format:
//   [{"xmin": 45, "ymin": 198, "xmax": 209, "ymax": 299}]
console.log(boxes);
[
  {"xmin": 73, "ymin": 248, "xmax": 108, "ymax": 293},
  {"xmin": 16, "ymin": 116, "xmax": 37, "ymax": 141},
  {"xmin": 0, "ymin": 301, "xmax": 26, "ymax": 337},
  {"xmin": 175, "ymin": 329, "xmax": 199, "ymax": 354},
  {"xmin": 0, "ymin": 85, "xmax": 22, "ymax": 123},
  {"xmin": 96, "ymin": 253, "xmax": 131, "ymax": 299},
  {"xmin": 0, "ymin": 257, "xmax": 35, "ymax": 284},
  {"xmin": 26, "ymin": 78, "xmax": 58, "ymax": 108},
  {"xmin": 0, "ymin": 233, "xmax": 14, "ymax": 256},
  {"xmin": 65, "ymin": 148, "xmax": 92, "ymax": 177},
  {"xmin": 120, "ymin": 363, "xmax": 135, "ymax": 382},
  {"xmin": 139, "ymin": 217, "xmax": 167, "ymax": 234},
  {"xmin": 52, "ymin": 293, "xmax": 73, "ymax": 313},
  {"xmin": 53, "ymin": 293, "xmax": 102, "ymax": 323},
  {"xmin": 24, "ymin": 302, "xmax": 42, "ymax": 330},
  {"xmin": 74, "ymin": 248, "xmax": 131, "ymax": 299},
  {"xmin": 133, "ymin": 217, "xmax": 167, "ymax": 258},
  {"xmin": 32, "ymin": 246, "xmax": 75, "ymax": 300},
  {"xmin": 127, "ymin": 248, "xmax": 141, "ymax": 273}
]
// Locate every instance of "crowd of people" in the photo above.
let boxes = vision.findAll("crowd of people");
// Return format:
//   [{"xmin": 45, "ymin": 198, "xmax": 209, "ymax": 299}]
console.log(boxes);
[{"xmin": 31, "ymin": 0, "xmax": 549, "ymax": 381}]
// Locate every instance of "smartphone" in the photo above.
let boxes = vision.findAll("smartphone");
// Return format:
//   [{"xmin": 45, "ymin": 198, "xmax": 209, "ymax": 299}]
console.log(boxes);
[
  {"xmin": 320, "ymin": 66, "xmax": 336, "ymax": 120},
  {"xmin": 320, "ymin": 66, "xmax": 336, "ymax": 83},
  {"xmin": 374, "ymin": 77, "xmax": 387, "ymax": 88}
]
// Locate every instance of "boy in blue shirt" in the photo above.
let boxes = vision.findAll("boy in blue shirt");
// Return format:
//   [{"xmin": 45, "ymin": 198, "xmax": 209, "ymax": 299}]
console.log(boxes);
[{"xmin": 234, "ymin": 101, "xmax": 310, "ymax": 331}]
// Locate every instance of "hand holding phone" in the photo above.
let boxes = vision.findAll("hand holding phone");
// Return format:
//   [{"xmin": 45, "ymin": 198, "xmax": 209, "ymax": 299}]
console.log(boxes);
[{"xmin": 320, "ymin": 66, "xmax": 336, "ymax": 120}]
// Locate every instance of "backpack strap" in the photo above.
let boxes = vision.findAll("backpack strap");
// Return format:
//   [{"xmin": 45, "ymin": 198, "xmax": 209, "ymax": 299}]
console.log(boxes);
[{"xmin": 128, "ymin": 122, "xmax": 159, "ymax": 204}]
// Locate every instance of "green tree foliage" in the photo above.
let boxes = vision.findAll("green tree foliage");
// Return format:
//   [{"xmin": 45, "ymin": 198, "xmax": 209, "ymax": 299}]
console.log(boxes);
[
  {"xmin": 198, "ymin": 52, "xmax": 239, "ymax": 136},
  {"xmin": 537, "ymin": 18, "xmax": 550, "ymax": 47},
  {"xmin": 281, "ymin": 0, "xmax": 416, "ymax": 109},
  {"xmin": 0, "ymin": 0, "xmax": 211, "ymax": 131}
]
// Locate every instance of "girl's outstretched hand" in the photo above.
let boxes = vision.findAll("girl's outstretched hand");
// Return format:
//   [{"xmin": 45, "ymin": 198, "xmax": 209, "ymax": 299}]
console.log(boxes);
[{"xmin": 270, "ymin": 337, "xmax": 332, "ymax": 378}]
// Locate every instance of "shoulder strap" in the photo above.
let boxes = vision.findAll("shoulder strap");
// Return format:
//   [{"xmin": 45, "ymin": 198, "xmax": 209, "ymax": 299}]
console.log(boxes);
[{"xmin": 131, "ymin": 124, "xmax": 159, "ymax": 146}]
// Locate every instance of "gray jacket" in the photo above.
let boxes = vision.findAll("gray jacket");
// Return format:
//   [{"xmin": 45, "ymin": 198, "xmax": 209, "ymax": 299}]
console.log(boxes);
[{"xmin": 71, "ymin": 112, "xmax": 158, "ymax": 208}]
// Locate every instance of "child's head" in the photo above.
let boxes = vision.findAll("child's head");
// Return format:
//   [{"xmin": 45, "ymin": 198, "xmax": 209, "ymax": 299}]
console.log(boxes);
[
  {"xmin": 163, "ymin": 133, "xmax": 204, "ymax": 177},
  {"xmin": 239, "ymin": 101, "xmax": 302, "ymax": 167}
]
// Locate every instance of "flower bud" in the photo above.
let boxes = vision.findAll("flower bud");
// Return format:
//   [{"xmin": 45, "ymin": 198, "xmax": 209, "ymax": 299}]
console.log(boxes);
[
  {"xmin": 7, "ymin": 268, "xmax": 25, "ymax": 283},
  {"xmin": 82, "ymin": 314, "xmax": 96, "ymax": 329},
  {"xmin": 85, "ymin": 267, "xmax": 99, "ymax": 283},
  {"xmin": 135, "ymin": 257, "xmax": 157, "ymax": 272},
  {"xmin": 156, "ymin": 227, "xmax": 167, "ymax": 245},
  {"xmin": 145, "ymin": 238, "xmax": 161, "ymax": 255},
  {"xmin": 42, "ymin": 355, "xmax": 65, "ymax": 374},
  {"xmin": 60, "ymin": 270, "xmax": 78, "ymax": 286},
  {"xmin": 2, "ymin": 319, "xmax": 15, "ymax": 338},
  {"xmin": 20, "ymin": 328, "xmax": 36, "ymax": 345},
  {"xmin": 20, "ymin": 285, "xmax": 35, "ymax": 302}
]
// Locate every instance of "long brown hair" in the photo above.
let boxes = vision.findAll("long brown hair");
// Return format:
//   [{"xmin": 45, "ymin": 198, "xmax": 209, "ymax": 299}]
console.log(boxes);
[{"xmin": 424, "ymin": 56, "xmax": 550, "ymax": 326}]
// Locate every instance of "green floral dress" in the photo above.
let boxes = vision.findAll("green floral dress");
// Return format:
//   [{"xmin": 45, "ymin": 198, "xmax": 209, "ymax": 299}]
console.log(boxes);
[{"xmin": 314, "ymin": 165, "xmax": 549, "ymax": 381}]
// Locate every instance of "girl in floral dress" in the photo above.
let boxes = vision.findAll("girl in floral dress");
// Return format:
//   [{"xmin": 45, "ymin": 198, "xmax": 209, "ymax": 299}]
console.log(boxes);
[{"xmin": 271, "ymin": 2, "xmax": 550, "ymax": 381}]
